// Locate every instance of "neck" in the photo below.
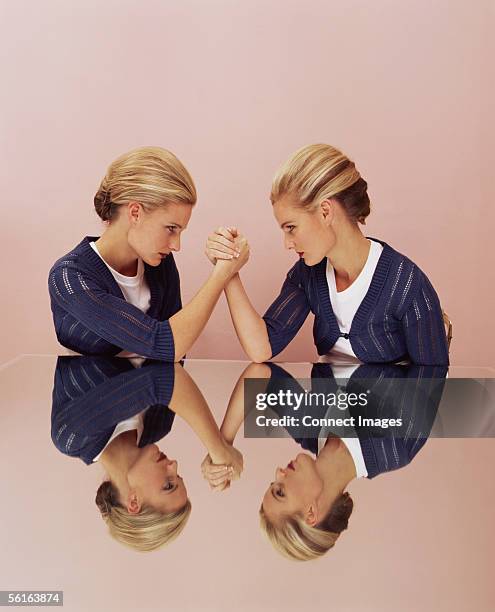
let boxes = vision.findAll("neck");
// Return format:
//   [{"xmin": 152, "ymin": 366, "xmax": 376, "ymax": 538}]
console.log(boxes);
[
  {"xmin": 315, "ymin": 437, "xmax": 356, "ymax": 518},
  {"xmin": 95, "ymin": 223, "xmax": 139, "ymax": 276},
  {"xmin": 326, "ymin": 224, "xmax": 369, "ymax": 283},
  {"xmin": 99, "ymin": 430, "xmax": 140, "ymax": 503}
]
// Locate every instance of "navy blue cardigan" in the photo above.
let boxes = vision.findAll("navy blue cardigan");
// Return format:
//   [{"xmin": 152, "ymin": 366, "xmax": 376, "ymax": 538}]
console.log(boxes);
[
  {"xmin": 264, "ymin": 362, "xmax": 447, "ymax": 479},
  {"xmin": 48, "ymin": 237, "xmax": 181, "ymax": 360},
  {"xmin": 51, "ymin": 356, "xmax": 176, "ymax": 464},
  {"xmin": 262, "ymin": 238, "xmax": 449, "ymax": 366}
]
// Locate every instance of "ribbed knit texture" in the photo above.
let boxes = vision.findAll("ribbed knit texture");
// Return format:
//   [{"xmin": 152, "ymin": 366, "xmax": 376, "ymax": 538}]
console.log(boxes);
[
  {"xmin": 48, "ymin": 237, "xmax": 181, "ymax": 360},
  {"xmin": 51, "ymin": 356, "xmax": 176, "ymax": 464},
  {"xmin": 263, "ymin": 238, "xmax": 449, "ymax": 365},
  {"xmin": 266, "ymin": 362, "xmax": 447, "ymax": 479}
]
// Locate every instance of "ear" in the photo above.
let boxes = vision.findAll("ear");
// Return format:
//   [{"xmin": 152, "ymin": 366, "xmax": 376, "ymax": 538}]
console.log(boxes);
[
  {"xmin": 305, "ymin": 502, "xmax": 319, "ymax": 527},
  {"xmin": 319, "ymin": 199, "xmax": 334, "ymax": 224},
  {"xmin": 127, "ymin": 201, "xmax": 142, "ymax": 225},
  {"xmin": 126, "ymin": 490, "xmax": 142, "ymax": 515}
]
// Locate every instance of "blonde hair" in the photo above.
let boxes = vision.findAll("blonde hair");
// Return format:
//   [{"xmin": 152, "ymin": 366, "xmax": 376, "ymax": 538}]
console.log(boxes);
[
  {"xmin": 95, "ymin": 480, "xmax": 191, "ymax": 552},
  {"xmin": 259, "ymin": 491, "xmax": 353, "ymax": 562},
  {"xmin": 271, "ymin": 144, "xmax": 370, "ymax": 224},
  {"xmin": 94, "ymin": 146, "xmax": 197, "ymax": 221}
]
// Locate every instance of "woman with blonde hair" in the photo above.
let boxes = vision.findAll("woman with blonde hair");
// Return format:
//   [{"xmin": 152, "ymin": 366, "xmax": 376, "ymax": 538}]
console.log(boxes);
[
  {"xmin": 49, "ymin": 146, "xmax": 248, "ymax": 360},
  {"xmin": 52, "ymin": 357, "xmax": 242, "ymax": 552},
  {"xmin": 206, "ymin": 143, "xmax": 449, "ymax": 366}
]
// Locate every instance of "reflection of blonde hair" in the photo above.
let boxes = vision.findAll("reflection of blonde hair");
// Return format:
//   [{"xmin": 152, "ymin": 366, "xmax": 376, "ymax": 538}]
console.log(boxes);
[
  {"xmin": 271, "ymin": 144, "xmax": 371, "ymax": 224},
  {"xmin": 94, "ymin": 146, "xmax": 197, "ymax": 221},
  {"xmin": 95, "ymin": 480, "xmax": 191, "ymax": 552},
  {"xmin": 259, "ymin": 492, "xmax": 353, "ymax": 561}
]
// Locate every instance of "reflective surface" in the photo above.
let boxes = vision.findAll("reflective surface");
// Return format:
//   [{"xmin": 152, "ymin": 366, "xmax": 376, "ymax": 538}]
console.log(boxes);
[{"xmin": 1, "ymin": 356, "xmax": 495, "ymax": 611}]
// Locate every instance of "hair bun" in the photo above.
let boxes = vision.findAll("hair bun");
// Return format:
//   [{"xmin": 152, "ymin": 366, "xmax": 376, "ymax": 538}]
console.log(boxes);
[{"xmin": 94, "ymin": 187, "xmax": 114, "ymax": 221}]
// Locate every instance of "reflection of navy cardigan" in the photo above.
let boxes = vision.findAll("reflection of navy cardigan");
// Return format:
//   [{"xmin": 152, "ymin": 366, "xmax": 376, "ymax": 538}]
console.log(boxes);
[
  {"xmin": 51, "ymin": 357, "xmax": 176, "ymax": 465},
  {"xmin": 48, "ymin": 237, "xmax": 181, "ymax": 360},
  {"xmin": 262, "ymin": 238, "xmax": 449, "ymax": 366},
  {"xmin": 265, "ymin": 362, "xmax": 447, "ymax": 479}
]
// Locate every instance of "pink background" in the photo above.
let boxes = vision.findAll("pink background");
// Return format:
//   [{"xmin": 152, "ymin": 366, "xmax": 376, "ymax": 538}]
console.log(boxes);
[{"xmin": 2, "ymin": 0, "xmax": 494, "ymax": 366}]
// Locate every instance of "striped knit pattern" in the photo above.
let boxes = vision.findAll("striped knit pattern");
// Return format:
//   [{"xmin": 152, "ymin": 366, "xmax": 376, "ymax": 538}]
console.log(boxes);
[
  {"xmin": 51, "ymin": 356, "xmax": 176, "ymax": 464},
  {"xmin": 48, "ymin": 237, "xmax": 181, "ymax": 360},
  {"xmin": 263, "ymin": 238, "xmax": 449, "ymax": 365},
  {"xmin": 266, "ymin": 362, "xmax": 447, "ymax": 479}
]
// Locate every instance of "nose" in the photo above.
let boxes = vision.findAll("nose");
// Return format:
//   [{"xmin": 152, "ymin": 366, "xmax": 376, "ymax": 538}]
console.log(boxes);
[
  {"xmin": 284, "ymin": 235, "xmax": 294, "ymax": 250},
  {"xmin": 169, "ymin": 235, "xmax": 181, "ymax": 252},
  {"xmin": 167, "ymin": 459, "xmax": 178, "ymax": 474},
  {"xmin": 275, "ymin": 467, "xmax": 286, "ymax": 480}
]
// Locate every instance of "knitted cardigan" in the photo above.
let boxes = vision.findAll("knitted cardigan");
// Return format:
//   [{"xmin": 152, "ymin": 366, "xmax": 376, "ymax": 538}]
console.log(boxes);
[
  {"xmin": 51, "ymin": 356, "xmax": 176, "ymax": 464},
  {"xmin": 262, "ymin": 237, "xmax": 449, "ymax": 365},
  {"xmin": 48, "ymin": 236, "xmax": 181, "ymax": 360},
  {"xmin": 265, "ymin": 362, "xmax": 447, "ymax": 479}
]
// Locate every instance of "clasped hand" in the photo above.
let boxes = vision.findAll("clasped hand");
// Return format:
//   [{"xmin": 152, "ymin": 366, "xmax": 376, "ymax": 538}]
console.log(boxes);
[{"xmin": 201, "ymin": 441, "xmax": 243, "ymax": 492}]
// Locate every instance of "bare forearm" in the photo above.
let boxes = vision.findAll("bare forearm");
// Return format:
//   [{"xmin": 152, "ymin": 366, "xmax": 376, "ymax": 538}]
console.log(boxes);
[
  {"xmin": 169, "ymin": 269, "xmax": 227, "ymax": 361},
  {"xmin": 220, "ymin": 362, "xmax": 272, "ymax": 443},
  {"xmin": 169, "ymin": 365, "xmax": 227, "ymax": 456},
  {"xmin": 224, "ymin": 274, "xmax": 272, "ymax": 362}
]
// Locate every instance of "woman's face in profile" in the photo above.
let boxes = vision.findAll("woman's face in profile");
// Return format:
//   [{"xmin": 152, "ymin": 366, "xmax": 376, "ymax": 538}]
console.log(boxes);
[
  {"xmin": 262, "ymin": 453, "xmax": 323, "ymax": 523},
  {"xmin": 127, "ymin": 444, "xmax": 188, "ymax": 513},
  {"xmin": 127, "ymin": 202, "xmax": 192, "ymax": 266},
  {"xmin": 272, "ymin": 195, "xmax": 333, "ymax": 266}
]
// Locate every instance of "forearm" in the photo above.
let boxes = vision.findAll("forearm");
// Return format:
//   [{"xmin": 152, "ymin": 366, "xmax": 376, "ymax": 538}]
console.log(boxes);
[
  {"xmin": 224, "ymin": 274, "xmax": 272, "ymax": 362},
  {"xmin": 169, "ymin": 268, "xmax": 228, "ymax": 361},
  {"xmin": 220, "ymin": 362, "xmax": 272, "ymax": 443},
  {"xmin": 169, "ymin": 365, "xmax": 227, "ymax": 456}
]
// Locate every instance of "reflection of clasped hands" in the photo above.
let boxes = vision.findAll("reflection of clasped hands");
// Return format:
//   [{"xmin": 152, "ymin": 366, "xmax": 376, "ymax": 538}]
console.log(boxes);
[
  {"xmin": 205, "ymin": 226, "xmax": 249, "ymax": 269},
  {"xmin": 201, "ymin": 439, "xmax": 243, "ymax": 492}
]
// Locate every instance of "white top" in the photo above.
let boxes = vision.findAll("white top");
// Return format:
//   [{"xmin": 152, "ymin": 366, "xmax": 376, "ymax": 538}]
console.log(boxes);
[
  {"xmin": 93, "ymin": 410, "xmax": 146, "ymax": 462},
  {"xmin": 90, "ymin": 240, "xmax": 151, "ymax": 361},
  {"xmin": 90, "ymin": 241, "xmax": 151, "ymax": 314},
  {"xmin": 324, "ymin": 239, "xmax": 383, "ymax": 360}
]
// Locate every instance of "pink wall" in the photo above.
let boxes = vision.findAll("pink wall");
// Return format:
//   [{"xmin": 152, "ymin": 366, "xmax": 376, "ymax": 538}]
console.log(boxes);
[{"xmin": 2, "ymin": 0, "xmax": 494, "ymax": 365}]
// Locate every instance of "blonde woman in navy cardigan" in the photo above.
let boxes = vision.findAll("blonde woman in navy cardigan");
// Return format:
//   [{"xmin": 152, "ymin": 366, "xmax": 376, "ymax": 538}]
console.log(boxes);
[
  {"xmin": 49, "ymin": 146, "xmax": 249, "ymax": 361},
  {"xmin": 206, "ymin": 144, "xmax": 449, "ymax": 366}
]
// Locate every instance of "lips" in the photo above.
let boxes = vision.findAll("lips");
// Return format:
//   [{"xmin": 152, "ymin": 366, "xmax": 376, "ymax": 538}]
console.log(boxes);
[
  {"xmin": 296, "ymin": 252, "xmax": 304, "ymax": 258},
  {"xmin": 157, "ymin": 452, "xmax": 168, "ymax": 462},
  {"xmin": 287, "ymin": 461, "xmax": 295, "ymax": 471}
]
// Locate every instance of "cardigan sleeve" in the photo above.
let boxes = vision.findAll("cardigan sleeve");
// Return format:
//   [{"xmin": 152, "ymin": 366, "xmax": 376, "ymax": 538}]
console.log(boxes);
[
  {"xmin": 401, "ymin": 271, "xmax": 449, "ymax": 366},
  {"xmin": 262, "ymin": 262, "xmax": 311, "ymax": 358},
  {"xmin": 49, "ymin": 264, "xmax": 176, "ymax": 361}
]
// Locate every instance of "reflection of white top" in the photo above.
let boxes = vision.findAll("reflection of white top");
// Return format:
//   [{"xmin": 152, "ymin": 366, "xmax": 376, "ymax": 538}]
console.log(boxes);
[
  {"xmin": 90, "ymin": 240, "xmax": 150, "ymax": 361},
  {"xmin": 325, "ymin": 239, "xmax": 383, "ymax": 360},
  {"xmin": 317, "ymin": 381, "xmax": 368, "ymax": 478},
  {"xmin": 93, "ymin": 410, "xmax": 146, "ymax": 462}
]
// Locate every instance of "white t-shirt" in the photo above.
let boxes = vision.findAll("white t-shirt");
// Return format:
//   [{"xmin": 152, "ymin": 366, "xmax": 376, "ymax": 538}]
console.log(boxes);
[
  {"xmin": 324, "ymin": 239, "xmax": 383, "ymax": 361},
  {"xmin": 90, "ymin": 241, "xmax": 151, "ymax": 361},
  {"xmin": 90, "ymin": 241, "xmax": 151, "ymax": 314},
  {"xmin": 93, "ymin": 410, "xmax": 146, "ymax": 462},
  {"xmin": 316, "ymin": 363, "xmax": 368, "ymax": 478}
]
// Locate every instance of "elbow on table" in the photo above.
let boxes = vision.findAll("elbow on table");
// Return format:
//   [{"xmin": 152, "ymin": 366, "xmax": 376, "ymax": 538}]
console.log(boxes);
[{"xmin": 246, "ymin": 345, "xmax": 272, "ymax": 364}]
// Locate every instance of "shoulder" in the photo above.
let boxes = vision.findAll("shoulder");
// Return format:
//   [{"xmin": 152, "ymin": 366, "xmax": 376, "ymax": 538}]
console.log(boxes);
[
  {"xmin": 374, "ymin": 238, "xmax": 440, "ymax": 314},
  {"xmin": 49, "ymin": 236, "xmax": 97, "ymax": 276}
]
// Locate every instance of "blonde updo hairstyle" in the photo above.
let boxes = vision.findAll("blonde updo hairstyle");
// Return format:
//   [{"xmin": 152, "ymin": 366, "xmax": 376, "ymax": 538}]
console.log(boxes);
[
  {"xmin": 270, "ymin": 144, "xmax": 370, "ymax": 224},
  {"xmin": 259, "ymin": 491, "xmax": 353, "ymax": 562},
  {"xmin": 95, "ymin": 480, "xmax": 192, "ymax": 553},
  {"xmin": 94, "ymin": 146, "xmax": 197, "ymax": 222}
]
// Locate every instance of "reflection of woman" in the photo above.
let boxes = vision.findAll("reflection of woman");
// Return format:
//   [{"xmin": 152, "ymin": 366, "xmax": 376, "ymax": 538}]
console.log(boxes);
[
  {"xmin": 48, "ymin": 146, "xmax": 248, "ymax": 360},
  {"xmin": 206, "ymin": 144, "xmax": 449, "ymax": 366},
  {"xmin": 206, "ymin": 362, "xmax": 445, "ymax": 561},
  {"xmin": 52, "ymin": 357, "xmax": 242, "ymax": 551}
]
